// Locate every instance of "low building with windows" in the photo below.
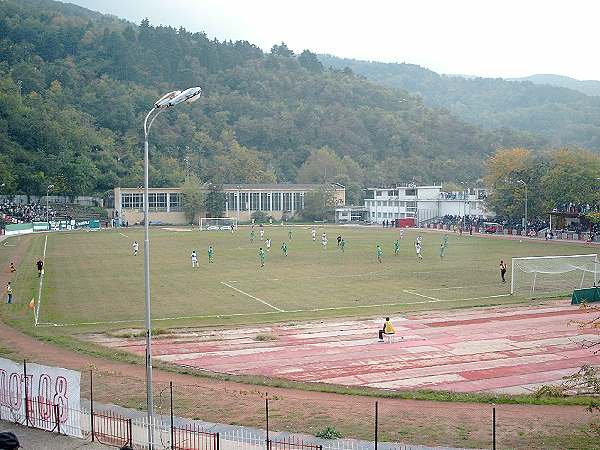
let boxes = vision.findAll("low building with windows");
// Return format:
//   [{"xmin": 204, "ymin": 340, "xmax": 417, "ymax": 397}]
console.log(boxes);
[
  {"xmin": 113, "ymin": 183, "xmax": 345, "ymax": 225},
  {"xmin": 361, "ymin": 184, "xmax": 490, "ymax": 225}
]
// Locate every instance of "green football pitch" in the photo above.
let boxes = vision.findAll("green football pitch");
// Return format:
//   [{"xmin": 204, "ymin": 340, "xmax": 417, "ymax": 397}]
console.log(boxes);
[{"xmin": 4, "ymin": 226, "xmax": 597, "ymax": 331}]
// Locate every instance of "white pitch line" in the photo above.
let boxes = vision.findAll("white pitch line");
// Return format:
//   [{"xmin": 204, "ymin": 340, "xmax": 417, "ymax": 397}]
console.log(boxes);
[
  {"xmin": 118, "ymin": 232, "xmax": 129, "ymax": 238},
  {"xmin": 402, "ymin": 289, "xmax": 439, "ymax": 301},
  {"xmin": 220, "ymin": 281, "xmax": 284, "ymax": 312},
  {"xmin": 2, "ymin": 241, "xmax": 16, "ymax": 247},
  {"xmin": 34, "ymin": 235, "xmax": 48, "ymax": 326}
]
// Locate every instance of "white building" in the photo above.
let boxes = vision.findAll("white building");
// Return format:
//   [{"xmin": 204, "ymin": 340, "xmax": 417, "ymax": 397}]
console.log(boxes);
[{"xmin": 362, "ymin": 184, "xmax": 490, "ymax": 225}]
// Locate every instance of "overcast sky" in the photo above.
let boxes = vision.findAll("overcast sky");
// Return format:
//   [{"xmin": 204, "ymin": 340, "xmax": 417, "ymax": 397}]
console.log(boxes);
[{"xmin": 65, "ymin": 0, "xmax": 598, "ymax": 80}]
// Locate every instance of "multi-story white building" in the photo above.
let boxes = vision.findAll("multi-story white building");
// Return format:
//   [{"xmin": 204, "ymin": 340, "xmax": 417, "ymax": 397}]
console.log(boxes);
[{"xmin": 360, "ymin": 184, "xmax": 490, "ymax": 225}]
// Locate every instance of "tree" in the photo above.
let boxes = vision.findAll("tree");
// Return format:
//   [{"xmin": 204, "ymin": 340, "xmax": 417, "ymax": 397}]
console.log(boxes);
[
  {"xmin": 181, "ymin": 175, "xmax": 205, "ymax": 224},
  {"xmin": 484, "ymin": 148, "xmax": 545, "ymax": 219},
  {"xmin": 540, "ymin": 149, "xmax": 600, "ymax": 210},
  {"xmin": 302, "ymin": 185, "xmax": 335, "ymax": 221},
  {"xmin": 298, "ymin": 50, "xmax": 323, "ymax": 72},
  {"xmin": 204, "ymin": 183, "xmax": 226, "ymax": 217},
  {"xmin": 270, "ymin": 42, "xmax": 294, "ymax": 57}
]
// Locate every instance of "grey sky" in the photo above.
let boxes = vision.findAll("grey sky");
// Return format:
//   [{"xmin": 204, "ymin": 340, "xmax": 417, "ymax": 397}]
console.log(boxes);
[{"xmin": 65, "ymin": 0, "xmax": 598, "ymax": 80}]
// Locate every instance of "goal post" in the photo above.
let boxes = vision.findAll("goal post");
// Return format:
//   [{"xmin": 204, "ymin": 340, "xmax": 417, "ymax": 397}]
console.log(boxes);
[
  {"xmin": 511, "ymin": 254, "xmax": 599, "ymax": 297},
  {"xmin": 199, "ymin": 217, "xmax": 238, "ymax": 230}
]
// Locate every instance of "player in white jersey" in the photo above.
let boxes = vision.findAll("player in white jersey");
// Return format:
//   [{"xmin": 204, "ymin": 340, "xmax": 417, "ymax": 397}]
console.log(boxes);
[
  {"xmin": 416, "ymin": 235, "xmax": 423, "ymax": 245},
  {"xmin": 321, "ymin": 232, "xmax": 328, "ymax": 249},
  {"xmin": 399, "ymin": 229, "xmax": 404, "ymax": 239},
  {"xmin": 191, "ymin": 250, "xmax": 199, "ymax": 268},
  {"xmin": 311, "ymin": 228, "xmax": 316, "ymax": 241},
  {"xmin": 266, "ymin": 238, "xmax": 272, "ymax": 251},
  {"xmin": 259, "ymin": 228, "xmax": 265, "ymax": 241},
  {"xmin": 132, "ymin": 241, "xmax": 139, "ymax": 256},
  {"xmin": 415, "ymin": 242, "xmax": 423, "ymax": 261}
]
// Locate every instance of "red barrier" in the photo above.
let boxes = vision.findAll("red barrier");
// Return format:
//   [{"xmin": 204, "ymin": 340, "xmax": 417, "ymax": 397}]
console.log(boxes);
[
  {"xmin": 173, "ymin": 423, "xmax": 219, "ymax": 450},
  {"xmin": 92, "ymin": 410, "xmax": 132, "ymax": 447}
]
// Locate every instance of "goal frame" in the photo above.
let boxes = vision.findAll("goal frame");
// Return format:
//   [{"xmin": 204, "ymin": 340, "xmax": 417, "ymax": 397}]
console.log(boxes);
[
  {"xmin": 511, "ymin": 253, "xmax": 599, "ymax": 295},
  {"xmin": 199, "ymin": 217, "xmax": 238, "ymax": 230}
]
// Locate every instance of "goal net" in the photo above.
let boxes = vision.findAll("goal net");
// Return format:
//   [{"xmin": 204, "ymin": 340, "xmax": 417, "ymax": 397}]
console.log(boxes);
[
  {"xmin": 199, "ymin": 217, "xmax": 238, "ymax": 230},
  {"xmin": 511, "ymin": 254, "xmax": 600, "ymax": 297}
]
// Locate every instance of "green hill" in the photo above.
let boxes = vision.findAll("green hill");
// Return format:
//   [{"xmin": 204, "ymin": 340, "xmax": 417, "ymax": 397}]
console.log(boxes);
[
  {"xmin": 319, "ymin": 55, "xmax": 600, "ymax": 151},
  {"xmin": 507, "ymin": 74, "xmax": 600, "ymax": 97},
  {"xmin": 0, "ymin": 0, "xmax": 543, "ymax": 199}
]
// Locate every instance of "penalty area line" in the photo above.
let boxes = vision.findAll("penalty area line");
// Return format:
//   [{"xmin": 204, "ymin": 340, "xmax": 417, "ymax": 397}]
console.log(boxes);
[
  {"xmin": 220, "ymin": 281, "xmax": 284, "ymax": 312},
  {"xmin": 402, "ymin": 289, "xmax": 439, "ymax": 301}
]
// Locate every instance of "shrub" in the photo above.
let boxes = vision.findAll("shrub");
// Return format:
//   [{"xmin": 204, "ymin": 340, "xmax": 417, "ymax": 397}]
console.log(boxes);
[{"xmin": 315, "ymin": 426, "xmax": 342, "ymax": 439}]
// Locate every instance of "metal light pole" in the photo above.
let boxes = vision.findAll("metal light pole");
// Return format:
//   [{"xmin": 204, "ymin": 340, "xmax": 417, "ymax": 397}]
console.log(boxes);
[
  {"xmin": 46, "ymin": 184, "xmax": 54, "ymax": 224},
  {"xmin": 142, "ymin": 87, "xmax": 202, "ymax": 449},
  {"xmin": 518, "ymin": 180, "xmax": 528, "ymax": 236}
]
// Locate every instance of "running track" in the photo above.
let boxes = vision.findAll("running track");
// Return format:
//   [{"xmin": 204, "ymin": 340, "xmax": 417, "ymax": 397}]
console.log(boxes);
[{"xmin": 89, "ymin": 301, "xmax": 600, "ymax": 394}]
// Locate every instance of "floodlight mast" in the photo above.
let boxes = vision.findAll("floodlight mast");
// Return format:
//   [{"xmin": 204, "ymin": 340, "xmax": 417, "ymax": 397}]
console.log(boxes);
[{"xmin": 142, "ymin": 86, "xmax": 201, "ymax": 450}]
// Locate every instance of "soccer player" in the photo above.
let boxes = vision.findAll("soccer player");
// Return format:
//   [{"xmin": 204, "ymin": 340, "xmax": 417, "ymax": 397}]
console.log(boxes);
[
  {"xmin": 416, "ymin": 235, "xmax": 423, "ymax": 245},
  {"xmin": 394, "ymin": 240, "xmax": 400, "ymax": 256},
  {"xmin": 208, "ymin": 246, "xmax": 214, "ymax": 263},
  {"xmin": 250, "ymin": 230, "xmax": 255, "ymax": 242},
  {"xmin": 376, "ymin": 244, "xmax": 383, "ymax": 263},
  {"xmin": 230, "ymin": 224, "xmax": 235, "ymax": 234},
  {"xmin": 337, "ymin": 235, "xmax": 342, "ymax": 246},
  {"xmin": 191, "ymin": 250, "xmax": 199, "ymax": 268},
  {"xmin": 259, "ymin": 227, "xmax": 265, "ymax": 241},
  {"xmin": 311, "ymin": 227, "xmax": 316, "ymax": 242},
  {"xmin": 9, "ymin": 262, "xmax": 16, "ymax": 273},
  {"xmin": 259, "ymin": 248, "xmax": 266, "ymax": 267},
  {"xmin": 500, "ymin": 260, "xmax": 507, "ymax": 283},
  {"xmin": 132, "ymin": 241, "xmax": 139, "ymax": 256},
  {"xmin": 36, "ymin": 259, "xmax": 44, "ymax": 277},
  {"xmin": 415, "ymin": 242, "xmax": 423, "ymax": 261},
  {"xmin": 340, "ymin": 238, "xmax": 346, "ymax": 252},
  {"xmin": 266, "ymin": 238, "xmax": 272, "ymax": 251},
  {"xmin": 443, "ymin": 234, "xmax": 448, "ymax": 249},
  {"xmin": 281, "ymin": 241, "xmax": 288, "ymax": 256},
  {"xmin": 321, "ymin": 232, "xmax": 328, "ymax": 249},
  {"xmin": 288, "ymin": 229, "xmax": 293, "ymax": 240},
  {"xmin": 399, "ymin": 229, "xmax": 404, "ymax": 240},
  {"xmin": 439, "ymin": 242, "xmax": 445, "ymax": 259}
]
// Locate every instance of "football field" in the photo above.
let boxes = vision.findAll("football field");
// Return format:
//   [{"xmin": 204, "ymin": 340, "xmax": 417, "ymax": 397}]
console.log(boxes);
[{"xmin": 8, "ymin": 225, "xmax": 598, "ymax": 330}]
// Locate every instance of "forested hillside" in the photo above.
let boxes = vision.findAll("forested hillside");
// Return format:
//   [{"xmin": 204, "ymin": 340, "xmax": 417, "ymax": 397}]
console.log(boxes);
[
  {"xmin": 319, "ymin": 55, "xmax": 600, "ymax": 151},
  {"xmin": 0, "ymin": 0, "xmax": 542, "ymax": 200}
]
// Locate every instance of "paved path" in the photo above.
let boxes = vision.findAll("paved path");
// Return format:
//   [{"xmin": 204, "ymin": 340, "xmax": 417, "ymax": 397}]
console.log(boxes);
[
  {"xmin": 0, "ymin": 420, "xmax": 110, "ymax": 449},
  {"xmin": 90, "ymin": 300, "xmax": 600, "ymax": 394}
]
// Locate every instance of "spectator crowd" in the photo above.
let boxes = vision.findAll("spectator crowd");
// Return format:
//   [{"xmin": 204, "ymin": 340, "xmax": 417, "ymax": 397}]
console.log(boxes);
[{"xmin": 0, "ymin": 200, "xmax": 54, "ymax": 224}]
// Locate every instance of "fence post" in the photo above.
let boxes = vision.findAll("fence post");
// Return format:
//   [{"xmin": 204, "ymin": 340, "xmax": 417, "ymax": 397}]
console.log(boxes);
[
  {"xmin": 265, "ymin": 396, "xmax": 269, "ymax": 450},
  {"xmin": 492, "ymin": 404, "xmax": 496, "ymax": 450},
  {"xmin": 90, "ymin": 370, "xmax": 95, "ymax": 442},
  {"xmin": 54, "ymin": 403, "xmax": 60, "ymax": 434},
  {"xmin": 374, "ymin": 401, "xmax": 378, "ymax": 450},
  {"xmin": 170, "ymin": 382, "xmax": 174, "ymax": 450},
  {"xmin": 23, "ymin": 360, "xmax": 29, "ymax": 426},
  {"xmin": 127, "ymin": 418, "xmax": 133, "ymax": 446},
  {"xmin": 216, "ymin": 432, "xmax": 220, "ymax": 450}
]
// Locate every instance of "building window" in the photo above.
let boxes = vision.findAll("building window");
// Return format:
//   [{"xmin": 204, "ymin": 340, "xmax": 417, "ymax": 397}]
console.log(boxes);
[
  {"xmin": 405, "ymin": 189, "xmax": 416, "ymax": 196},
  {"xmin": 261, "ymin": 193, "xmax": 270, "ymax": 211},
  {"xmin": 121, "ymin": 193, "xmax": 143, "ymax": 209},
  {"xmin": 250, "ymin": 193, "xmax": 259, "ymax": 210},
  {"xmin": 170, "ymin": 193, "xmax": 183, "ymax": 212},
  {"xmin": 377, "ymin": 201, "xmax": 382, "ymax": 206},
  {"xmin": 272, "ymin": 193, "xmax": 281, "ymax": 211},
  {"xmin": 149, "ymin": 193, "xmax": 167, "ymax": 211},
  {"xmin": 388, "ymin": 190, "xmax": 395, "ymax": 196},
  {"xmin": 240, "ymin": 193, "xmax": 249, "ymax": 211},
  {"xmin": 377, "ymin": 212, "xmax": 382, "ymax": 217},
  {"xmin": 376, "ymin": 191, "xmax": 382, "ymax": 196},
  {"xmin": 227, "ymin": 193, "xmax": 237, "ymax": 210},
  {"xmin": 283, "ymin": 193, "xmax": 292, "ymax": 211},
  {"xmin": 293, "ymin": 192, "xmax": 303, "ymax": 210},
  {"xmin": 406, "ymin": 201, "xmax": 417, "ymax": 208}
]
